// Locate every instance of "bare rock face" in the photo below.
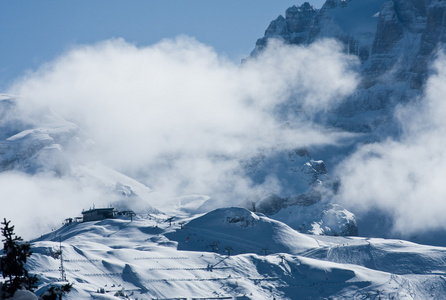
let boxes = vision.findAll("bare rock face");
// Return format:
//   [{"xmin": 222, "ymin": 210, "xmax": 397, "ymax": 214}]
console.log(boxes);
[
  {"xmin": 372, "ymin": 1, "xmax": 403, "ymax": 54},
  {"xmin": 253, "ymin": 3, "xmax": 317, "ymax": 55},
  {"xmin": 286, "ymin": 3, "xmax": 317, "ymax": 34},
  {"xmin": 411, "ymin": 0, "xmax": 446, "ymax": 88},
  {"xmin": 252, "ymin": 0, "xmax": 446, "ymax": 133},
  {"xmin": 241, "ymin": 147, "xmax": 335, "ymax": 199},
  {"xmin": 243, "ymin": 0, "xmax": 446, "ymax": 236}
]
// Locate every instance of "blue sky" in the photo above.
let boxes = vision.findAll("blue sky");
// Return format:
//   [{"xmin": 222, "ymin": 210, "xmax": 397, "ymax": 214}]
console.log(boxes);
[{"xmin": 0, "ymin": 0, "xmax": 325, "ymax": 90}]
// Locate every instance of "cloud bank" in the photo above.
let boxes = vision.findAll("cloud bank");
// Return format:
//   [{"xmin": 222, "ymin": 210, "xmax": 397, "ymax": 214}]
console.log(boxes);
[
  {"xmin": 336, "ymin": 52, "xmax": 446, "ymax": 236},
  {"xmin": 12, "ymin": 37, "xmax": 357, "ymax": 163},
  {"xmin": 4, "ymin": 37, "xmax": 359, "ymax": 238},
  {"xmin": 0, "ymin": 172, "xmax": 114, "ymax": 239}
]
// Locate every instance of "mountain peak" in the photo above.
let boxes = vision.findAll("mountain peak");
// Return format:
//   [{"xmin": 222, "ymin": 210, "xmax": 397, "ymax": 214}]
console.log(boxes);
[{"xmin": 252, "ymin": 0, "xmax": 446, "ymax": 133}]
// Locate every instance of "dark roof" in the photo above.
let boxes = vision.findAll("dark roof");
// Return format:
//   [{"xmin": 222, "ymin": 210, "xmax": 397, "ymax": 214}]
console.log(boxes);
[{"xmin": 82, "ymin": 208, "xmax": 114, "ymax": 215}]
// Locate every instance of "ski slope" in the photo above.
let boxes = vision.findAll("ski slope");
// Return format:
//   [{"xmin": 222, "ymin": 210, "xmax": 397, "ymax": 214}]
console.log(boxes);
[{"xmin": 27, "ymin": 208, "xmax": 446, "ymax": 299}]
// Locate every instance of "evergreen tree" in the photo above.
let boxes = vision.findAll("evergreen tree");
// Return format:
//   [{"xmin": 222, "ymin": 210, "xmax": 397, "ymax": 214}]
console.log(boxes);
[
  {"xmin": 0, "ymin": 218, "xmax": 38, "ymax": 298},
  {"xmin": 40, "ymin": 283, "xmax": 72, "ymax": 300}
]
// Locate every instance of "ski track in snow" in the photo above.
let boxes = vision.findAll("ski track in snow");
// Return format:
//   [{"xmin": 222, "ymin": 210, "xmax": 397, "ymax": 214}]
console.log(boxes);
[{"xmin": 25, "ymin": 210, "xmax": 446, "ymax": 299}]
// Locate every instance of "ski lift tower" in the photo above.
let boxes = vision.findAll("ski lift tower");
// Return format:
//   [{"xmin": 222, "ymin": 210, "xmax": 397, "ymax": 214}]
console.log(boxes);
[{"xmin": 55, "ymin": 239, "xmax": 67, "ymax": 282}]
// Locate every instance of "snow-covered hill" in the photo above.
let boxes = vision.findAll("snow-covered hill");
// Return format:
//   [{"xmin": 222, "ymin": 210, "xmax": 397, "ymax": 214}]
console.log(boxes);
[{"xmin": 27, "ymin": 208, "xmax": 446, "ymax": 299}]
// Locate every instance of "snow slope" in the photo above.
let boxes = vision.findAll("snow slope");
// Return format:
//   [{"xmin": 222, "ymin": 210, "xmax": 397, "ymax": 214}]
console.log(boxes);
[
  {"xmin": 26, "ymin": 208, "xmax": 446, "ymax": 299},
  {"xmin": 166, "ymin": 207, "xmax": 319, "ymax": 255}
]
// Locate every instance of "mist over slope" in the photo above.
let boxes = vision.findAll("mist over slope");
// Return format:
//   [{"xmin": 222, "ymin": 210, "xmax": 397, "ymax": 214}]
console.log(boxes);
[
  {"xmin": 2, "ymin": 0, "xmax": 446, "ymax": 248},
  {"xmin": 253, "ymin": 0, "xmax": 442, "ymax": 132},
  {"xmin": 2, "ymin": 34, "xmax": 360, "ymax": 239},
  {"xmin": 5, "ymin": 0, "xmax": 446, "ymax": 299},
  {"xmin": 251, "ymin": 0, "xmax": 446, "ymax": 242}
]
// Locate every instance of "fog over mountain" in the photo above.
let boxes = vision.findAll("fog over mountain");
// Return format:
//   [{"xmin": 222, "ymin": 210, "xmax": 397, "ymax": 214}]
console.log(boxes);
[
  {"xmin": 4, "ymin": 0, "xmax": 446, "ymax": 243},
  {"xmin": 250, "ymin": 0, "xmax": 446, "ymax": 243},
  {"xmin": 5, "ymin": 0, "xmax": 446, "ymax": 299},
  {"xmin": 2, "ymin": 36, "xmax": 358, "ymax": 239}
]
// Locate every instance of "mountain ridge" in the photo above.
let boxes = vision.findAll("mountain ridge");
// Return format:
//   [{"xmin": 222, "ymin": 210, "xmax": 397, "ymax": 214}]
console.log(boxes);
[{"xmin": 253, "ymin": 0, "xmax": 446, "ymax": 133}]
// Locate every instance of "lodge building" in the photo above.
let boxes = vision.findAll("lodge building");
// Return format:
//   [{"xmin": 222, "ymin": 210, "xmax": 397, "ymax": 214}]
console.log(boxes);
[{"xmin": 81, "ymin": 207, "xmax": 116, "ymax": 222}]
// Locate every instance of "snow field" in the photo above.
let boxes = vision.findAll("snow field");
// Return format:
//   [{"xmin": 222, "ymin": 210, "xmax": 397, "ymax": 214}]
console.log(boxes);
[{"xmin": 22, "ymin": 208, "xmax": 446, "ymax": 299}]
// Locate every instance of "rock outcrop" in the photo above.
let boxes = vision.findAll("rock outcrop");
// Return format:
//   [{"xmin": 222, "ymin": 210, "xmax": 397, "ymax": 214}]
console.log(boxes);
[{"xmin": 252, "ymin": 0, "xmax": 446, "ymax": 133}]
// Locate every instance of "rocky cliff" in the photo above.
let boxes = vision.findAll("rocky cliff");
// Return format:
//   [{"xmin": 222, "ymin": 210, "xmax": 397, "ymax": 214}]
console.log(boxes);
[{"xmin": 253, "ymin": 0, "xmax": 446, "ymax": 133}]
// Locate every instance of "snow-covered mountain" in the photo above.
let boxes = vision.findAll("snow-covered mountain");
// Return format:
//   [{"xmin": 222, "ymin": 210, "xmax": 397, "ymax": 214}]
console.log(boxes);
[
  {"xmin": 4, "ymin": 0, "xmax": 443, "ymax": 241},
  {"xmin": 0, "ymin": 92, "xmax": 354, "ymax": 238},
  {"xmin": 0, "ymin": 96, "xmax": 79, "ymax": 174},
  {"xmin": 1, "ymin": 0, "xmax": 443, "ymax": 237},
  {"xmin": 0, "ymin": 95, "xmax": 157, "ymax": 219},
  {"xmin": 27, "ymin": 209, "xmax": 446, "ymax": 299},
  {"xmin": 248, "ymin": 0, "xmax": 446, "ymax": 244},
  {"xmin": 235, "ymin": 0, "xmax": 446, "ymax": 239},
  {"xmin": 240, "ymin": 148, "xmax": 357, "ymax": 236},
  {"xmin": 253, "ymin": 0, "xmax": 444, "ymax": 133},
  {"xmin": 6, "ymin": 0, "xmax": 446, "ymax": 298}
]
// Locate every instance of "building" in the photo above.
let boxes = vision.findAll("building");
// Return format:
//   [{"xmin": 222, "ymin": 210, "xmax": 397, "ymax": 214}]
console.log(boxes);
[{"xmin": 82, "ymin": 207, "xmax": 115, "ymax": 222}]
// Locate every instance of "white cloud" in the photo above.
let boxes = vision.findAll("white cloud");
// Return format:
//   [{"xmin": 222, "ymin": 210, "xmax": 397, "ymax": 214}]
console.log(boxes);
[
  {"xmin": 3, "ymin": 37, "xmax": 359, "ymax": 237},
  {"xmin": 336, "ymin": 52, "xmax": 446, "ymax": 236},
  {"xmin": 0, "ymin": 172, "xmax": 111, "ymax": 239},
  {"xmin": 12, "ymin": 37, "xmax": 357, "ymax": 164}
]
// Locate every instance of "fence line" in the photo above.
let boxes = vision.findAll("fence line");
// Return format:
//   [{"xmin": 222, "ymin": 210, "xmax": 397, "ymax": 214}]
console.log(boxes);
[
  {"xmin": 280, "ymin": 280, "xmax": 371, "ymax": 288},
  {"xmin": 145, "ymin": 276, "xmax": 242, "ymax": 283},
  {"xmin": 134, "ymin": 256, "xmax": 189, "ymax": 260},
  {"xmin": 84, "ymin": 272, "xmax": 137, "ymax": 277},
  {"xmin": 41, "ymin": 269, "xmax": 80, "ymax": 272},
  {"xmin": 63, "ymin": 259, "xmax": 101, "ymax": 263},
  {"xmin": 145, "ymin": 267, "xmax": 229, "ymax": 271},
  {"xmin": 63, "ymin": 257, "xmax": 189, "ymax": 263}
]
